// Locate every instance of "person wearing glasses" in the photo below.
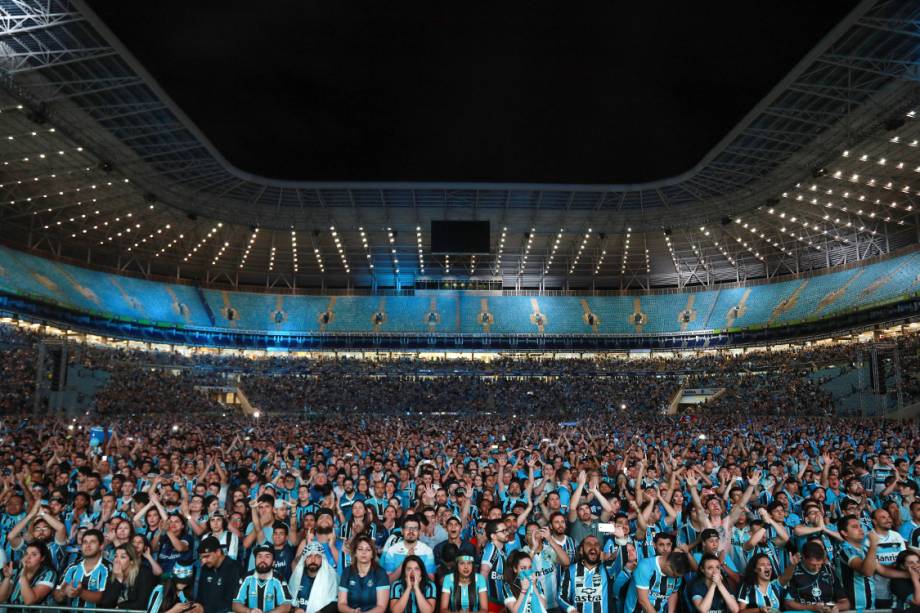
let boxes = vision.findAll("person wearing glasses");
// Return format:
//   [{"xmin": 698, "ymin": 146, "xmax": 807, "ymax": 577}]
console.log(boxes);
[
  {"xmin": 382, "ymin": 516, "xmax": 437, "ymax": 583},
  {"xmin": 480, "ymin": 519, "xmax": 518, "ymax": 613}
]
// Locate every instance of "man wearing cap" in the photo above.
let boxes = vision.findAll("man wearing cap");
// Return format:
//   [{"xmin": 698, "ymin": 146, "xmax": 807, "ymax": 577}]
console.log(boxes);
[
  {"xmin": 233, "ymin": 543, "xmax": 292, "ymax": 613},
  {"xmin": 289, "ymin": 542, "xmax": 338, "ymax": 613},
  {"xmin": 434, "ymin": 516, "xmax": 476, "ymax": 566},
  {"xmin": 198, "ymin": 535, "xmax": 243, "ymax": 613},
  {"xmin": 246, "ymin": 521, "xmax": 296, "ymax": 582}
]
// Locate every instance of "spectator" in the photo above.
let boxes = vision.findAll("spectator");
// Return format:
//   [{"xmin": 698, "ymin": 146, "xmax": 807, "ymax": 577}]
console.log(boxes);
[
  {"xmin": 338, "ymin": 535, "xmax": 388, "ymax": 613},
  {"xmin": 233, "ymin": 544, "xmax": 292, "ymax": 613},
  {"xmin": 197, "ymin": 535, "xmax": 243, "ymax": 613},
  {"xmin": 0, "ymin": 541, "xmax": 56, "ymax": 608},
  {"xmin": 291, "ymin": 541, "xmax": 338, "ymax": 613},
  {"xmin": 687, "ymin": 553, "xmax": 740, "ymax": 613},
  {"xmin": 502, "ymin": 550, "xmax": 547, "ymax": 613},
  {"xmin": 99, "ymin": 543, "xmax": 157, "ymax": 610},
  {"xmin": 389, "ymin": 554, "xmax": 436, "ymax": 613}
]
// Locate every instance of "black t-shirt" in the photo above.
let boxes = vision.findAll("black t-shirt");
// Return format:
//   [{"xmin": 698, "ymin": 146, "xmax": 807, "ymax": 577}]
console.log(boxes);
[
  {"xmin": 100, "ymin": 565, "xmax": 157, "ymax": 610},
  {"xmin": 198, "ymin": 557, "xmax": 243, "ymax": 613},
  {"xmin": 433, "ymin": 539, "xmax": 477, "ymax": 566},
  {"xmin": 688, "ymin": 577, "xmax": 729, "ymax": 613},
  {"xmin": 784, "ymin": 563, "xmax": 846, "ymax": 606},
  {"xmin": 891, "ymin": 577, "xmax": 920, "ymax": 610}
]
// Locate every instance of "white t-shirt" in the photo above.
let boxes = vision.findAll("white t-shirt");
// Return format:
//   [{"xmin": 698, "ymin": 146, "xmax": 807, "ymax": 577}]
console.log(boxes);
[{"xmin": 873, "ymin": 529, "xmax": 906, "ymax": 601}]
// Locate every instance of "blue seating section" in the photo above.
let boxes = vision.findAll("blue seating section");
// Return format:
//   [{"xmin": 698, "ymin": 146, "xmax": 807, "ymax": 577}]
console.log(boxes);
[{"xmin": 0, "ymin": 244, "xmax": 919, "ymax": 336}]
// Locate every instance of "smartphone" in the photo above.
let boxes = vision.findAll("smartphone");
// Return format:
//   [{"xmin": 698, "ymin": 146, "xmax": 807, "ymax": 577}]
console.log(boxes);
[{"xmin": 598, "ymin": 523, "xmax": 617, "ymax": 534}]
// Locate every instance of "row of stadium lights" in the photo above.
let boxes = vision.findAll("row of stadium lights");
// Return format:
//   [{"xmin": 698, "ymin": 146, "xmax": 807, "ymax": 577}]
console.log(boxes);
[
  {"xmin": 211, "ymin": 241, "xmax": 230, "ymax": 267},
  {"xmin": 493, "ymin": 227, "xmax": 507, "ymax": 274},
  {"xmin": 386, "ymin": 227, "xmax": 398, "ymax": 275},
  {"xmin": 360, "ymin": 227, "xmax": 373, "ymax": 270},
  {"xmin": 100, "ymin": 217, "xmax": 142, "ymax": 245},
  {"xmin": 128, "ymin": 224, "xmax": 171, "ymax": 252},
  {"xmin": 544, "ymin": 228, "xmax": 564, "ymax": 274},
  {"xmin": 520, "ymin": 228, "xmax": 535, "ymax": 274},
  {"xmin": 416, "ymin": 227, "xmax": 424, "ymax": 274},
  {"xmin": 569, "ymin": 228, "xmax": 591, "ymax": 274},
  {"xmin": 737, "ymin": 216, "xmax": 803, "ymax": 255},
  {"xmin": 239, "ymin": 228, "xmax": 259, "ymax": 269},
  {"xmin": 664, "ymin": 232, "xmax": 681, "ymax": 269},
  {"xmin": 331, "ymin": 226, "xmax": 349, "ymax": 273},
  {"xmin": 621, "ymin": 229, "xmax": 631, "ymax": 274},
  {"xmin": 183, "ymin": 223, "xmax": 222, "ymax": 263}
]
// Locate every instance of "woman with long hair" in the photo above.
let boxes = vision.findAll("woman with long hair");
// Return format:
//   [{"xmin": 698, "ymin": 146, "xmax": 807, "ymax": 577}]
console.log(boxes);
[
  {"xmin": 439, "ymin": 554, "xmax": 487, "ymax": 613},
  {"xmin": 130, "ymin": 534, "xmax": 163, "ymax": 577},
  {"xmin": 502, "ymin": 550, "xmax": 547, "ymax": 613},
  {"xmin": 160, "ymin": 563, "xmax": 200, "ymax": 613},
  {"xmin": 737, "ymin": 553, "xmax": 794, "ymax": 613},
  {"xmin": 337, "ymin": 535, "xmax": 388, "ymax": 613},
  {"xmin": 376, "ymin": 504, "xmax": 399, "ymax": 548},
  {"xmin": 390, "ymin": 555, "xmax": 436, "ymax": 613},
  {"xmin": 340, "ymin": 500, "xmax": 376, "ymax": 543},
  {"xmin": 687, "ymin": 554, "xmax": 740, "ymax": 613},
  {"xmin": 100, "ymin": 543, "xmax": 157, "ymax": 610},
  {"xmin": 0, "ymin": 542, "xmax": 56, "ymax": 609}
]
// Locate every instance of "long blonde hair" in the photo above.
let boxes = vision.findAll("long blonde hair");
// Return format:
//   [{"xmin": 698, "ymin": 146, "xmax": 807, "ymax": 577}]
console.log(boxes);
[{"xmin": 116, "ymin": 543, "xmax": 141, "ymax": 587}]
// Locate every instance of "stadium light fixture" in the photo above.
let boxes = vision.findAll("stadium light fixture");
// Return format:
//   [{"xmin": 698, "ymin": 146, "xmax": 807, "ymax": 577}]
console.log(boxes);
[
  {"xmin": 239, "ymin": 227, "xmax": 259, "ymax": 269},
  {"xmin": 545, "ymin": 228, "xmax": 564, "ymax": 275}
]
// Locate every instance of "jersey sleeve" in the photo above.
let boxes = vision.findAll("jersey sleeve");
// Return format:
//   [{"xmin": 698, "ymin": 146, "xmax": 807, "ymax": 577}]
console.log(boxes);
[
  {"xmin": 633, "ymin": 559, "xmax": 654, "ymax": 590},
  {"xmin": 424, "ymin": 582, "xmax": 437, "ymax": 600},
  {"xmin": 476, "ymin": 574, "xmax": 488, "ymax": 592},
  {"xmin": 441, "ymin": 574, "xmax": 454, "ymax": 593},
  {"xmin": 838, "ymin": 541, "xmax": 863, "ymax": 569},
  {"xmin": 36, "ymin": 568, "xmax": 56, "ymax": 588},
  {"xmin": 481, "ymin": 543, "xmax": 494, "ymax": 569}
]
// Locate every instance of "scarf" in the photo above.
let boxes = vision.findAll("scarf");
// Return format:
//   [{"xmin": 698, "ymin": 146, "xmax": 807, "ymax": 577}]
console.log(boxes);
[{"xmin": 290, "ymin": 543, "xmax": 338, "ymax": 613}]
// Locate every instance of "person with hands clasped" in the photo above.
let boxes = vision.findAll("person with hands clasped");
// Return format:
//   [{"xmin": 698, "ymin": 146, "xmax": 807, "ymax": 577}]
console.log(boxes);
[
  {"xmin": 389, "ymin": 555, "xmax": 437, "ymax": 613},
  {"xmin": 0, "ymin": 541, "xmax": 56, "ymax": 609},
  {"xmin": 687, "ymin": 553, "xmax": 740, "ymax": 613},
  {"xmin": 503, "ymin": 551, "xmax": 548, "ymax": 613}
]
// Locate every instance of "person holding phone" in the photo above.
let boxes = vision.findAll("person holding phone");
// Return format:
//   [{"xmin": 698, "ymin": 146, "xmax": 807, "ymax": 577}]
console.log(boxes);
[{"xmin": 159, "ymin": 563, "xmax": 200, "ymax": 613}]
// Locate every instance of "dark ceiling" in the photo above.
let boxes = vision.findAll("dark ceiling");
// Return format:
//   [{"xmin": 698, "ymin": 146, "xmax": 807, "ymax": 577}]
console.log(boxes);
[{"xmin": 87, "ymin": 0, "xmax": 859, "ymax": 184}]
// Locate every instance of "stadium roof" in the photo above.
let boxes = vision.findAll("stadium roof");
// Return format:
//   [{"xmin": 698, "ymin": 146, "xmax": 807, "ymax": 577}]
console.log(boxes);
[{"xmin": 1, "ymin": 0, "xmax": 920, "ymax": 291}]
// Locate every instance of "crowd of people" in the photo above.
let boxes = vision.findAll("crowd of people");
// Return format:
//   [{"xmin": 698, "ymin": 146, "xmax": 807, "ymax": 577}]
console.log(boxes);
[
  {"xmin": 0, "ymin": 321, "xmax": 916, "ymax": 612},
  {"xmin": 0, "ymin": 410, "xmax": 914, "ymax": 613}
]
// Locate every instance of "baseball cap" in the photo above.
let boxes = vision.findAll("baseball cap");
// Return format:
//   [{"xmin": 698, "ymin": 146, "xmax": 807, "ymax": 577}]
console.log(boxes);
[
  {"xmin": 198, "ymin": 536, "xmax": 222, "ymax": 554},
  {"xmin": 252, "ymin": 544, "xmax": 274, "ymax": 558}
]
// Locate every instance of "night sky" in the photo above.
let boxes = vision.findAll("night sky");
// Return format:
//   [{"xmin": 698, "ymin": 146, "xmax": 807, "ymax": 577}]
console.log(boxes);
[{"xmin": 86, "ymin": 1, "xmax": 859, "ymax": 184}]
